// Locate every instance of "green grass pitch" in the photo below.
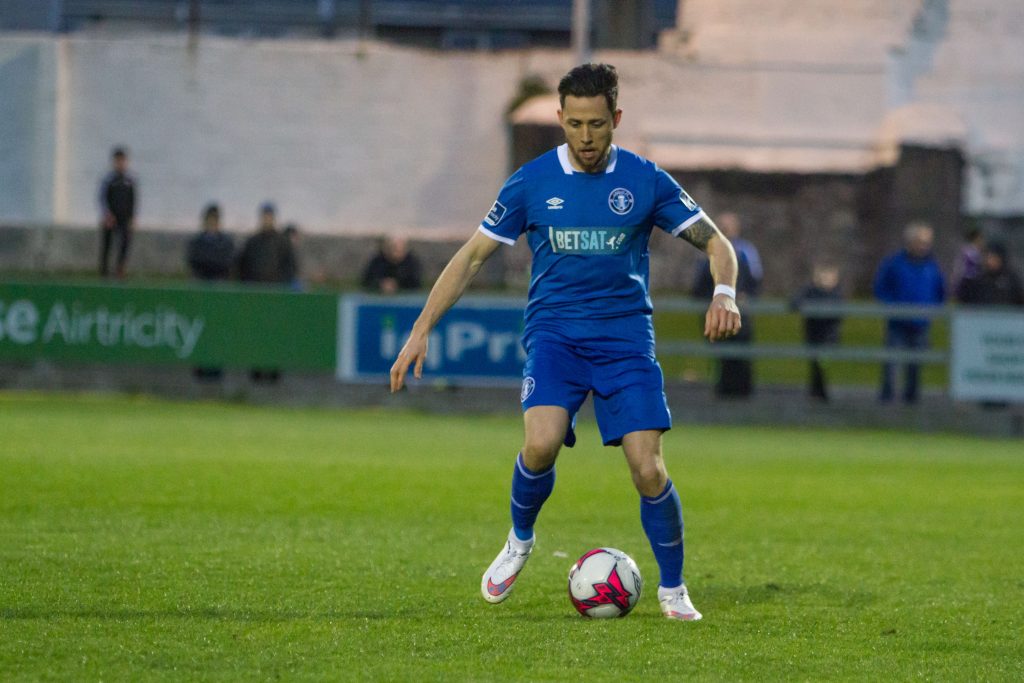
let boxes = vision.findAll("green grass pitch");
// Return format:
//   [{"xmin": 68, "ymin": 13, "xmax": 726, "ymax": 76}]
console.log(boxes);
[{"xmin": 1, "ymin": 392, "xmax": 1021, "ymax": 681}]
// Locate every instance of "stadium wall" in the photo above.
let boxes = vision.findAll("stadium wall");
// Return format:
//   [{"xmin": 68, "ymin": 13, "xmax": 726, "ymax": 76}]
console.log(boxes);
[
  {"xmin": 1, "ymin": 28, "xmax": 1021, "ymax": 296},
  {"xmin": 0, "ymin": 223, "xmax": 510, "ymax": 289},
  {"xmin": 0, "ymin": 37, "xmax": 59, "ymax": 225},
  {"xmin": 0, "ymin": 32, "xmax": 579, "ymax": 235}
]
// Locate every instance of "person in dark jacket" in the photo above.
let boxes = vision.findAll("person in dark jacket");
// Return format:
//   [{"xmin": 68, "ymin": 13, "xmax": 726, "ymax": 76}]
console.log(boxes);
[
  {"xmin": 794, "ymin": 263, "xmax": 843, "ymax": 401},
  {"xmin": 187, "ymin": 203, "xmax": 234, "ymax": 281},
  {"xmin": 693, "ymin": 224, "xmax": 759, "ymax": 398},
  {"xmin": 238, "ymin": 202, "xmax": 297, "ymax": 285},
  {"xmin": 282, "ymin": 223, "xmax": 304, "ymax": 291},
  {"xmin": 718, "ymin": 212, "xmax": 763, "ymax": 291},
  {"xmin": 956, "ymin": 242, "xmax": 1024, "ymax": 306},
  {"xmin": 98, "ymin": 147, "xmax": 137, "ymax": 278},
  {"xmin": 237, "ymin": 202, "xmax": 297, "ymax": 383},
  {"xmin": 186, "ymin": 203, "xmax": 234, "ymax": 381},
  {"xmin": 873, "ymin": 222, "xmax": 946, "ymax": 404},
  {"xmin": 952, "ymin": 225, "xmax": 984, "ymax": 294},
  {"xmin": 361, "ymin": 235, "xmax": 422, "ymax": 293}
]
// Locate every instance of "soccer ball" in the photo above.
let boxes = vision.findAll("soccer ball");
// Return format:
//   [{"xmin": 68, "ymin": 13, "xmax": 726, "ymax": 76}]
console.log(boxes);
[{"xmin": 567, "ymin": 548, "xmax": 642, "ymax": 618}]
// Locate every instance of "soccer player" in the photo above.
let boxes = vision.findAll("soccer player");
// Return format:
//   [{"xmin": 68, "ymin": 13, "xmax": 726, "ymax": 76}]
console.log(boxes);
[{"xmin": 390, "ymin": 64, "xmax": 741, "ymax": 621}]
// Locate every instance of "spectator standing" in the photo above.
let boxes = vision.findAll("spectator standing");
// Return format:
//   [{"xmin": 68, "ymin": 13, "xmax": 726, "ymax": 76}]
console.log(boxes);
[
  {"xmin": 186, "ymin": 203, "xmax": 234, "ymax": 381},
  {"xmin": 873, "ymin": 222, "xmax": 946, "ymax": 404},
  {"xmin": 187, "ymin": 203, "xmax": 234, "ymax": 281},
  {"xmin": 237, "ymin": 202, "xmax": 297, "ymax": 383},
  {"xmin": 98, "ymin": 147, "xmax": 137, "ymax": 278},
  {"xmin": 956, "ymin": 243, "xmax": 1024, "ymax": 306},
  {"xmin": 238, "ymin": 203, "xmax": 297, "ymax": 285},
  {"xmin": 361, "ymin": 235, "xmax": 422, "ymax": 294},
  {"xmin": 693, "ymin": 220, "xmax": 759, "ymax": 398},
  {"xmin": 952, "ymin": 225, "xmax": 984, "ymax": 294},
  {"xmin": 718, "ymin": 212, "xmax": 763, "ymax": 290},
  {"xmin": 794, "ymin": 263, "xmax": 843, "ymax": 401},
  {"xmin": 282, "ymin": 223, "xmax": 304, "ymax": 291}
]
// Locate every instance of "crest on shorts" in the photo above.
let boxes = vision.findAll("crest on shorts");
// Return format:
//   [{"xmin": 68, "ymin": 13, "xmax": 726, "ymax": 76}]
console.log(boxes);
[
  {"xmin": 521, "ymin": 376, "xmax": 536, "ymax": 402},
  {"xmin": 608, "ymin": 188, "xmax": 634, "ymax": 215}
]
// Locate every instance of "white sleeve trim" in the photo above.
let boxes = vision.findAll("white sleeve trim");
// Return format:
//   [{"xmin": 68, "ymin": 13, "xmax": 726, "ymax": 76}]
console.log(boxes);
[
  {"xmin": 478, "ymin": 224, "xmax": 516, "ymax": 246},
  {"xmin": 671, "ymin": 211, "xmax": 708, "ymax": 237}
]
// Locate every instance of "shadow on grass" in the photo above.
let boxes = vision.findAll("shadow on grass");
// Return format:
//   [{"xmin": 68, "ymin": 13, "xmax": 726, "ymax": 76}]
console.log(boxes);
[
  {"xmin": 0, "ymin": 607, "xmax": 409, "ymax": 622},
  {"xmin": 1, "ymin": 582, "xmax": 878, "ymax": 624},
  {"xmin": 702, "ymin": 581, "xmax": 878, "ymax": 608}
]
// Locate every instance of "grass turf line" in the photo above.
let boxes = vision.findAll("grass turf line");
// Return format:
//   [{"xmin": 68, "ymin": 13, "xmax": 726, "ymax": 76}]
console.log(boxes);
[{"xmin": 1, "ymin": 392, "xmax": 1021, "ymax": 681}]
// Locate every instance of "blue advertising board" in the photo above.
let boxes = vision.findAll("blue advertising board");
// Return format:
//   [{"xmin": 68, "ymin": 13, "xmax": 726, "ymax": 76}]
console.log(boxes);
[{"xmin": 338, "ymin": 294, "xmax": 527, "ymax": 386}]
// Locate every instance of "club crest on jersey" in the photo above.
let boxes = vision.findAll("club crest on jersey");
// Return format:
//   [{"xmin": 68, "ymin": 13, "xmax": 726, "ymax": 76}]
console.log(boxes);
[
  {"xmin": 521, "ymin": 376, "xmax": 536, "ymax": 402},
  {"xmin": 679, "ymin": 189, "xmax": 698, "ymax": 211},
  {"xmin": 484, "ymin": 200, "xmax": 507, "ymax": 226},
  {"xmin": 608, "ymin": 188, "xmax": 634, "ymax": 215}
]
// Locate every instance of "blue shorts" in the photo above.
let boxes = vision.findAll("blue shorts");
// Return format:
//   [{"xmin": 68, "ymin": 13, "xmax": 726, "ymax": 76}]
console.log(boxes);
[{"xmin": 520, "ymin": 339, "xmax": 672, "ymax": 447}]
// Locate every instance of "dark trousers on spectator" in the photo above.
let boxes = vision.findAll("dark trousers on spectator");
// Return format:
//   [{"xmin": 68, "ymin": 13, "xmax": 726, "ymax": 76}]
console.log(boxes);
[
  {"xmin": 100, "ymin": 223, "xmax": 132, "ymax": 278},
  {"xmin": 714, "ymin": 320, "xmax": 754, "ymax": 398},
  {"xmin": 807, "ymin": 340, "xmax": 837, "ymax": 401},
  {"xmin": 809, "ymin": 358, "xmax": 828, "ymax": 401},
  {"xmin": 880, "ymin": 325, "xmax": 928, "ymax": 404}
]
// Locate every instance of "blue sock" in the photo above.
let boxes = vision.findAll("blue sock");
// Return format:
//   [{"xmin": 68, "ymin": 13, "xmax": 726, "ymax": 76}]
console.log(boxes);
[
  {"xmin": 640, "ymin": 480, "xmax": 685, "ymax": 589},
  {"xmin": 510, "ymin": 452, "xmax": 555, "ymax": 541}
]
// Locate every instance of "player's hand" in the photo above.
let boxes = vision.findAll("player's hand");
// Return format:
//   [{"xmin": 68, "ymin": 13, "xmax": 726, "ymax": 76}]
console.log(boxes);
[
  {"xmin": 389, "ymin": 332, "xmax": 428, "ymax": 392},
  {"xmin": 704, "ymin": 294, "xmax": 742, "ymax": 342}
]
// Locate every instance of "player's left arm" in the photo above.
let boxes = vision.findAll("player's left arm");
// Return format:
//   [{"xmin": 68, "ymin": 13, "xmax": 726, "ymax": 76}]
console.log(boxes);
[{"xmin": 680, "ymin": 216, "xmax": 742, "ymax": 342}]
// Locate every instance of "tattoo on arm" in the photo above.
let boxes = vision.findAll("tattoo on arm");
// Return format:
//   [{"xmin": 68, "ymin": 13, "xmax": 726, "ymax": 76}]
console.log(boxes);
[{"xmin": 681, "ymin": 219, "xmax": 715, "ymax": 251}]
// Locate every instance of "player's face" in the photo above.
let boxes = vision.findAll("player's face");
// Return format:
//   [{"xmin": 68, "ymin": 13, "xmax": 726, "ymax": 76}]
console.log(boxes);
[{"xmin": 558, "ymin": 95, "xmax": 621, "ymax": 173}]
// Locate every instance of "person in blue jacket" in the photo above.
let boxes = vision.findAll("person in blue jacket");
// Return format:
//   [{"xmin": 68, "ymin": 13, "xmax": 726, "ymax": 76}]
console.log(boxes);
[{"xmin": 873, "ymin": 222, "xmax": 946, "ymax": 404}]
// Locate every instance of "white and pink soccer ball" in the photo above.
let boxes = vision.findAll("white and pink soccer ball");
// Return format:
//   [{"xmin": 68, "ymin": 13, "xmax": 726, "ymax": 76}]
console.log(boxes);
[{"xmin": 568, "ymin": 547, "xmax": 642, "ymax": 618}]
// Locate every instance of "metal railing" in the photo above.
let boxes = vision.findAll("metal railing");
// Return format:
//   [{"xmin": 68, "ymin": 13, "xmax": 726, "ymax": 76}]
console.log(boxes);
[{"xmin": 654, "ymin": 298, "xmax": 950, "ymax": 365}]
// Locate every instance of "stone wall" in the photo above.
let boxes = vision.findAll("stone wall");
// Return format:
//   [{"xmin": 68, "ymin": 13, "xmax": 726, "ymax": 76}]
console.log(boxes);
[
  {"xmin": 0, "ymin": 145, "xmax": 979, "ymax": 299},
  {"xmin": 677, "ymin": 146, "xmax": 966, "ymax": 297}
]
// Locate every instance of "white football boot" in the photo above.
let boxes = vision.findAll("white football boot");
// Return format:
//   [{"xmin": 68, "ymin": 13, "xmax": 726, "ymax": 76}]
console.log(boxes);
[
  {"xmin": 481, "ymin": 529, "xmax": 534, "ymax": 603},
  {"xmin": 658, "ymin": 584, "xmax": 703, "ymax": 621}
]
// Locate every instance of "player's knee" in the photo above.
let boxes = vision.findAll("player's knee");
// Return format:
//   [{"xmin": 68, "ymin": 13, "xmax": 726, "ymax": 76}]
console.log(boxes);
[
  {"xmin": 521, "ymin": 437, "xmax": 560, "ymax": 470},
  {"xmin": 630, "ymin": 459, "xmax": 667, "ymax": 497}
]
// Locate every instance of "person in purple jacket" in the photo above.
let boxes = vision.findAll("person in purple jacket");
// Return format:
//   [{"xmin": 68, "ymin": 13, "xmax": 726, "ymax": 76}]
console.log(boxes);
[{"xmin": 873, "ymin": 222, "xmax": 946, "ymax": 404}]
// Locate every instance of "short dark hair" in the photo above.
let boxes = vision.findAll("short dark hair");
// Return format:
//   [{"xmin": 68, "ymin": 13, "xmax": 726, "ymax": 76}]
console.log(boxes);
[
  {"xmin": 202, "ymin": 203, "xmax": 220, "ymax": 221},
  {"xmin": 558, "ymin": 63, "xmax": 618, "ymax": 114},
  {"xmin": 111, "ymin": 146, "xmax": 127, "ymax": 159},
  {"xmin": 985, "ymin": 241, "xmax": 1007, "ymax": 260}
]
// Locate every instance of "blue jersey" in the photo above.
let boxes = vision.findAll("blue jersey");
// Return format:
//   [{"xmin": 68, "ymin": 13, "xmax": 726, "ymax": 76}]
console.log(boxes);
[{"xmin": 479, "ymin": 144, "xmax": 705, "ymax": 353}]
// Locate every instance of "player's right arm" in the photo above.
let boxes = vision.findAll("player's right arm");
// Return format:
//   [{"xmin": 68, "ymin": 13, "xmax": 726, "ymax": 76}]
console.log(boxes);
[{"xmin": 389, "ymin": 230, "xmax": 502, "ymax": 392}]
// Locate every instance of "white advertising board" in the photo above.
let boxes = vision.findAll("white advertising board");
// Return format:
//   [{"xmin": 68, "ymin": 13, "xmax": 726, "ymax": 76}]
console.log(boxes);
[{"xmin": 950, "ymin": 309, "xmax": 1024, "ymax": 403}]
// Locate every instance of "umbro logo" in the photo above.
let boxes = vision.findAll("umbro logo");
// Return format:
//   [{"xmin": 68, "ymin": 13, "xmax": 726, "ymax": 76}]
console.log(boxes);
[{"xmin": 546, "ymin": 197, "xmax": 564, "ymax": 210}]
